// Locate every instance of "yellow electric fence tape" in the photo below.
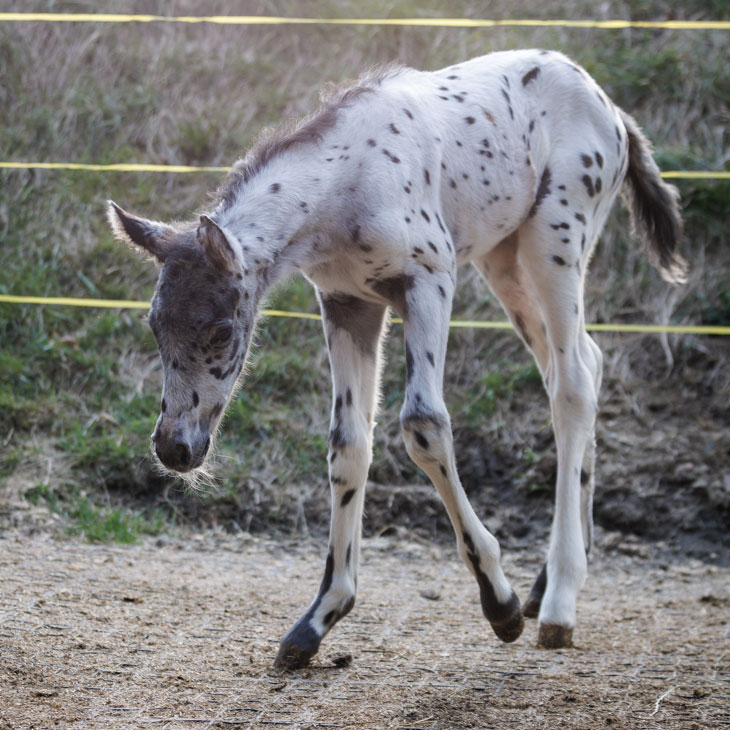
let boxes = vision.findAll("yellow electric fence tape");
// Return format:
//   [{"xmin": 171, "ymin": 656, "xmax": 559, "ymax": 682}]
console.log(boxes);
[
  {"xmin": 1, "ymin": 162, "xmax": 727, "ymax": 180},
  {"xmin": 1, "ymin": 14, "xmax": 730, "ymax": 30},
  {"xmin": 1, "ymin": 295, "xmax": 728, "ymax": 336}
]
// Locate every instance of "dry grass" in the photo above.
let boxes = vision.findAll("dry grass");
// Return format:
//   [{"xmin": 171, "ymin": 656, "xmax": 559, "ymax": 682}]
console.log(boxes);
[{"xmin": 0, "ymin": 0, "xmax": 728, "ymax": 541}]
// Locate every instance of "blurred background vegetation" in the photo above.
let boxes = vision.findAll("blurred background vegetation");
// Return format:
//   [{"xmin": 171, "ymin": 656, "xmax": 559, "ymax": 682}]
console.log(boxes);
[{"xmin": 1, "ymin": 0, "xmax": 728, "ymax": 548}]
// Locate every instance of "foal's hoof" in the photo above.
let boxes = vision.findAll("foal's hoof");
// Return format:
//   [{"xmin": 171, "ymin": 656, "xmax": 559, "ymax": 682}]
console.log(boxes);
[
  {"xmin": 274, "ymin": 641, "xmax": 317, "ymax": 670},
  {"xmin": 491, "ymin": 609, "xmax": 525, "ymax": 644},
  {"xmin": 537, "ymin": 623, "xmax": 573, "ymax": 649},
  {"xmin": 488, "ymin": 591, "xmax": 525, "ymax": 643},
  {"xmin": 522, "ymin": 596, "xmax": 541, "ymax": 619},
  {"xmin": 274, "ymin": 621, "xmax": 321, "ymax": 670}
]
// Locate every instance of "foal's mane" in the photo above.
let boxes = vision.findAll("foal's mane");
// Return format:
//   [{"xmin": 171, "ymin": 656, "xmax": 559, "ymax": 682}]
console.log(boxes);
[{"xmin": 215, "ymin": 63, "xmax": 405, "ymax": 209}]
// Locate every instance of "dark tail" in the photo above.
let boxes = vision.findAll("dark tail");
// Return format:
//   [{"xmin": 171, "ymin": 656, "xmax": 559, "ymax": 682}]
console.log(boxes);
[{"xmin": 619, "ymin": 109, "xmax": 687, "ymax": 284}]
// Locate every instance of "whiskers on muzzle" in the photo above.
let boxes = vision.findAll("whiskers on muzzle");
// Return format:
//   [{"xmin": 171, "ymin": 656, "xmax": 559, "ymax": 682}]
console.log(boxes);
[{"xmin": 149, "ymin": 439, "xmax": 220, "ymax": 495}]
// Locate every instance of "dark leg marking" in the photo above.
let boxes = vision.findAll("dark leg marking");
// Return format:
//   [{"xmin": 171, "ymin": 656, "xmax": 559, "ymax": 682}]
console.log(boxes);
[
  {"xmin": 275, "ymin": 551, "xmax": 335, "ymax": 669},
  {"xmin": 523, "ymin": 563, "xmax": 547, "ymax": 618},
  {"xmin": 340, "ymin": 488, "xmax": 357, "ymax": 507},
  {"xmin": 462, "ymin": 531, "xmax": 524, "ymax": 642}
]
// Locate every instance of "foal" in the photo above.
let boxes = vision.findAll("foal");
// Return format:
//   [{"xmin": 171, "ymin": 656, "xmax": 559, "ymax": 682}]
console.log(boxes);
[{"xmin": 108, "ymin": 49, "xmax": 684, "ymax": 669}]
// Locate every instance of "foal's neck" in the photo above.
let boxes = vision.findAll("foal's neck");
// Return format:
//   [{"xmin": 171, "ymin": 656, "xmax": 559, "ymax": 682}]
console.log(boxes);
[{"xmin": 215, "ymin": 149, "xmax": 347, "ymax": 293}]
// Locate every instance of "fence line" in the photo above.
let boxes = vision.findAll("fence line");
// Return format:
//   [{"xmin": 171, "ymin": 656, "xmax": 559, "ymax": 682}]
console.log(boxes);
[
  {"xmin": 1, "ymin": 13, "xmax": 729, "ymax": 30},
  {"xmin": 1, "ymin": 161, "xmax": 726, "ymax": 180},
  {"xmin": 1, "ymin": 295, "xmax": 727, "ymax": 336}
]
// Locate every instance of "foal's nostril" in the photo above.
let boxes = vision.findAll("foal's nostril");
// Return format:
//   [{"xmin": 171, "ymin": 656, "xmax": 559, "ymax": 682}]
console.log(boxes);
[{"xmin": 175, "ymin": 441, "xmax": 192, "ymax": 467}]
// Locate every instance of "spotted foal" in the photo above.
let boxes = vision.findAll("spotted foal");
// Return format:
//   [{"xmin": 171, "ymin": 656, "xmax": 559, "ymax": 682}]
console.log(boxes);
[{"xmin": 108, "ymin": 49, "xmax": 684, "ymax": 669}]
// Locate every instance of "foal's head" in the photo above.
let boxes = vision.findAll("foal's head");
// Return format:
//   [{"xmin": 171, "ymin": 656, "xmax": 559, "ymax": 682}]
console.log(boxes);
[{"xmin": 107, "ymin": 202, "xmax": 255, "ymax": 475}]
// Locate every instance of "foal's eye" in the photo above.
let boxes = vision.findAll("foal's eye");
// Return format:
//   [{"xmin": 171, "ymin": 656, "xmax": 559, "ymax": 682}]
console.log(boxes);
[{"xmin": 210, "ymin": 322, "xmax": 233, "ymax": 346}]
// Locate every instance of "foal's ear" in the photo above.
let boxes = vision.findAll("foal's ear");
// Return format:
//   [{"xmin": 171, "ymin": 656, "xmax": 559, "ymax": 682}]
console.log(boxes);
[
  {"xmin": 197, "ymin": 215, "xmax": 240, "ymax": 272},
  {"xmin": 107, "ymin": 201, "xmax": 172, "ymax": 264}
]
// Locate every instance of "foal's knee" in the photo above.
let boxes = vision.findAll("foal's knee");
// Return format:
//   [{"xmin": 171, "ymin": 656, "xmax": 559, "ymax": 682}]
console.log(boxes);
[{"xmin": 400, "ymin": 403, "xmax": 451, "ymax": 469}]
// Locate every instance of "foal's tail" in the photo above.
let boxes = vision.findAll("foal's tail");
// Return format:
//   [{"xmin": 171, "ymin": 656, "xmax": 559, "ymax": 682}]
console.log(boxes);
[{"xmin": 619, "ymin": 109, "xmax": 687, "ymax": 284}]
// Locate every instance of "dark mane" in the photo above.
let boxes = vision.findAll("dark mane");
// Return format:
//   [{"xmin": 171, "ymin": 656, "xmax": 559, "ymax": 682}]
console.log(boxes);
[{"xmin": 214, "ymin": 63, "xmax": 406, "ymax": 209}]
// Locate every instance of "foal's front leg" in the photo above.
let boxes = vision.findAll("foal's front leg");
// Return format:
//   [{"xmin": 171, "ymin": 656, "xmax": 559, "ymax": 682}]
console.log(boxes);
[{"xmin": 275, "ymin": 296, "xmax": 387, "ymax": 669}]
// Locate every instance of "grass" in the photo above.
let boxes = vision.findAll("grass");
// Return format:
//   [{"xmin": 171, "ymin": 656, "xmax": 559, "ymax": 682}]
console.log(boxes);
[{"xmin": 0, "ymin": 0, "xmax": 729, "ymax": 540}]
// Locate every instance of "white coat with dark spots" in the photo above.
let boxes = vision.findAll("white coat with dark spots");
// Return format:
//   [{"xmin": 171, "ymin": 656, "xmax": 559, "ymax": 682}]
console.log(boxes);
[{"xmin": 107, "ymin": 49, "xmax": 685, "ymax": 669}]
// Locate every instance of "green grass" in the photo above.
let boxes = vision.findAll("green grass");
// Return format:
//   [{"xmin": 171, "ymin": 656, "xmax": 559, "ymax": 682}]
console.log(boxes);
[{"xmin": 0, "ymin": 0, "xmax": 728, "ymax": 540}]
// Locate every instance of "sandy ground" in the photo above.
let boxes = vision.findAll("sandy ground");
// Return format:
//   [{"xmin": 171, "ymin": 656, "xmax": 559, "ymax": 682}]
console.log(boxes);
[{"xmin": 0, "ymin": 529, "xmax": 728, "ymax": 730}]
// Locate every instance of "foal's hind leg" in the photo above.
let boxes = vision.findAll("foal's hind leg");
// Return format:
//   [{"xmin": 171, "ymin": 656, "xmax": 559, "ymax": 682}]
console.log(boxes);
[
  {"xmin": 399, "ymin": 271, "xmax": 523, "ymax": 643},
  {"xmin": 275, "ymin": 295, "xmax": 388, "ymax": 669},
  {"xmin": 475, "ymin": 231, "xmax": 601, "ymax": 621},
  {"xmin": 517, "ymin": 212, "xmax": 604, "ymax": 648}
]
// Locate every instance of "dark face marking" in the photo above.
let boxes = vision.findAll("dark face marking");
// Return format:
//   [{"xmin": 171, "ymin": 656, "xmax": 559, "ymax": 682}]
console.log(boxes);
[
  {"xmin": 420, "ymin": 209, "xmax": 431, "ymax": 223},
  {"xmin": 192, "ymin": 391, "xmax": 199, "ymax": 408},
  {"xmin": 383, "ymin": 149, "xmax": 400, "ymax": 163},
  {"xmin": 389, "ymin": 123, "xmax": 400, "ymax": 134},
  {"xmin": 424, "ymin": 168, "xmax": 431, "ymax": 185},
  {"xmin": 426, "ymin": 351, "xmax": 435, "ymax": 367},
  {"xmin": 595, "ymin": 151, "xmax": 604, "ymax": 168},
  {"xmin": 465, "ymin": 116, "xmax": 476, "ymax": 125},
  {"xmin": 553, "ymin": 255, "xmax": 567, "ymax": 266},
  {"xmin": 414, "ymin": 431, "xmax": 429, "ymax": 449},
  {"xmin": 581, "ymin": 154, "xmax": 593, "ymax": 168},
  {"xmin": 575, "ymin": 212, "xmax": 587, "ymax": 225},
  {"xmin": 403, "ymin": 108, "xmax": 413, "ymax": 119}
]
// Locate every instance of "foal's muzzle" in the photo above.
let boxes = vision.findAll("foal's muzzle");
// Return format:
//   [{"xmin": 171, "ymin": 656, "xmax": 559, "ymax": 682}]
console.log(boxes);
[{"xmin": 152, "ymin": 420, "xmax": 211, "ymax": 473}]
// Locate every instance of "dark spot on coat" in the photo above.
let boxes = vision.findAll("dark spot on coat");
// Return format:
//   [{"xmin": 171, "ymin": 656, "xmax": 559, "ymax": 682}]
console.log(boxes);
[
  {"xmin": 575, "ymin": 212, "xmax": 587, "ymax": 225},
  {"xmin": 421, "ymin": 209, "xmax": 431, "ymax": 223},
  {"xmin": 581, "ymin": 154, "xmax": 593, "ymax": 168},
  {"xmin": 389, "ymin": 123, "xmax": 400, "ymax": 134},
  {"xmin": 341, "ymin": 488, "xmax": 357, "ymax": 507},
  {"xmin": 346, "ymin": 388, "xmax": 352, "ymax": 406},
  {"xmin": 367, "ymin": 138, "xmax": 376, "ymax": 147},
  {"xmin": 192, "ymin": 391, "xmax": 199, "ymax": 408},
  {"xmin": 595, "ymin": 152, "xmax": 604, "ymax": 168},
  {"xmin": 581, "ymin": 175, "xmax": 595, "ymax": 197},
  {"xmin": 426, "ymin": 351, "xmax": 435, "ymax": 367},
  {"xmin": 465, "ymin": 116, "xmax": 476, "ymax": 124},
  {"xmin": 424, "ymin": 169, "xmax": 431, "ymax": 185},
  {"xmin": 552, "ymin": 255, "xmax": 567, "ymax": 266},
  {"xmin": 522, "ymin": 66, "xmax": 540, "ymax": 85},
  {"xmin": 383, "ymin": 149, "xmax": 400, "ymax": 163},
  {"xmin": 529, "ymin": 166, "xmax": 552, "ymax": 217}
]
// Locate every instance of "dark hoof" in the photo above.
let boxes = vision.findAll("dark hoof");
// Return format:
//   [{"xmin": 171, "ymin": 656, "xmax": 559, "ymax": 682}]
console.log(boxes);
[
  {"xmin": 491, "ymin": 605, "xmax": 525, "ymax": 643},
  {"xmin": 537, "ymin": 623, "xmax": 573, "ymax": 649},
  {"xmin": 487, "ymin": 591, "xmax": 525, "ymax": 643},
  {"xmin": 274, "ymin": 620, "xmax": 321, "ymax": 670},
  {"xmin": 522, "ymin": 596, "xmax": 541, "ymax": 619},
  {"xmin": 274, "ymin": 641, "xmax": 317, "ymax": 670}
]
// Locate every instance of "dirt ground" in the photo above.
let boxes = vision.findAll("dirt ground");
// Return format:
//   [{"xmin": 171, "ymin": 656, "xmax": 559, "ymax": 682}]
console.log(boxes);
[{"xmin": 1, "ymin": 527, "xmax": 728, "ymax": 730}]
